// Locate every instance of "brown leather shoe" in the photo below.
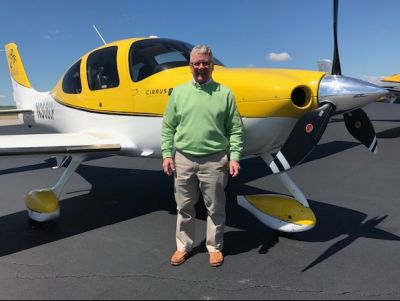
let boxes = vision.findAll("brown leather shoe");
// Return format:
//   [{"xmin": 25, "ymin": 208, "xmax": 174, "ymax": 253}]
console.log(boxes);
[
  {"xmin": 209, "ymin": 251, "xmax": 224, "ymax": 267},
  {"xmin": 170, "ymin": 250, "xmax": 188, "ymax": 266}
]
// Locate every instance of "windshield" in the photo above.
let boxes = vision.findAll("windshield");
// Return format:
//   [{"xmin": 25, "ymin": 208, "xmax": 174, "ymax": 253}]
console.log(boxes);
[{"xmin": 129, "ymin": 38, "xmax": 224, "ymax": 82}]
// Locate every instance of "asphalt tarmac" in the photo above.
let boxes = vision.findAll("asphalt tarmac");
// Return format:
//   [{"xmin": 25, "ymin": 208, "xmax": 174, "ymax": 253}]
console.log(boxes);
[{"xmin": 0, "ymin": 102, "xmax": 399, "ymax": 299}]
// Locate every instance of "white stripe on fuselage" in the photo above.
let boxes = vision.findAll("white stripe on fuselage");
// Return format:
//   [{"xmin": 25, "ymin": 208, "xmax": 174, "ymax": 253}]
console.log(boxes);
[{"xmin": 14, "ymin": 83, "xmax": 298, "ymax": 159}]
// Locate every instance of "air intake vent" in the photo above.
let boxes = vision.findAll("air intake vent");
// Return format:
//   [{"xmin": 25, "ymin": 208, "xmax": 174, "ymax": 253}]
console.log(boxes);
[{"xmin": 291, "ymin": 86, "xmax": 311, "ymax": 107}]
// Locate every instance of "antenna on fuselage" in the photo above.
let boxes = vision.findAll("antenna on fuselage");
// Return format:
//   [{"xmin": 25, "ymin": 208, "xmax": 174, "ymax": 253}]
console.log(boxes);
[{"xmin": 93, "ymin": 25, "xmax": 107, "ymax": 45}]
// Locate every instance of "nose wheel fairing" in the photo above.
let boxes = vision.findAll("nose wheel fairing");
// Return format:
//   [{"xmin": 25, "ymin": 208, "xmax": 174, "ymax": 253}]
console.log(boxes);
[{"xmin": 238, "ymin": 194, "xmax": 316, "ymax": 232}]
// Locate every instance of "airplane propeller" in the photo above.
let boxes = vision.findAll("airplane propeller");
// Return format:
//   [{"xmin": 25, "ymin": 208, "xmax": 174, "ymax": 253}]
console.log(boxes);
[
  {"xmin": 331, "ymin": 0, "xmax": 341, "ymax": 76},
  {"xmin": 268, "ymin": 0, "xmax": 386, "ymax": 174},
  {"xmin": 331, "ymin": 0, "xmax": 378, "ymax": 154}
]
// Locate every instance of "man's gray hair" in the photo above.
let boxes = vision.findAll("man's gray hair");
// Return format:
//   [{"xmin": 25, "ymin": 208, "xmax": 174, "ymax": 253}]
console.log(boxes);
[{"xmin": 190, "ymin": 44, "xmax": 213, "ymax": 61}]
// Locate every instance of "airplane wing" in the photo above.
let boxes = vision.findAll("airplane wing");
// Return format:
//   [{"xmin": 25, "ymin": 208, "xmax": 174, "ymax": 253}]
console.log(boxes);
[
  {"xmin": 0, "ymin": 109, "xmax": 33, "ymax": 115},
  {"xmin": 381, "ymin": 85, "xmax": 400, "ymax": 94},
  {"xmin": 0, "ymin": 132, "xmax": 121, "ymax": 157}
]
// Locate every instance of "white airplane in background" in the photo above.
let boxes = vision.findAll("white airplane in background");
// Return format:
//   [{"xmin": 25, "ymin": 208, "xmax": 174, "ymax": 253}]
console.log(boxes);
[{"xmin": 0, "ymin": 0, "xmax": 388, "ymax": 233}]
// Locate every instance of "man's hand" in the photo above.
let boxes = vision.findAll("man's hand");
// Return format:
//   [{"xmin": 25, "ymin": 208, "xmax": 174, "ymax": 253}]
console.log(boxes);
[
  {"xmin": 229, "ymin": 160, "xmax": 240, "ymax": 177},
  {"xmin": 163, "ymin": 157, "xmax": 175, "ymax": 176}
]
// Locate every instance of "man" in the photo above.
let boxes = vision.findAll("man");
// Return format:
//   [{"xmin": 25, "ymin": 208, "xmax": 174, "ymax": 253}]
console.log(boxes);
[{"xmin": 161, "ymin": 44, "xmax": 243, "ymax": 267}]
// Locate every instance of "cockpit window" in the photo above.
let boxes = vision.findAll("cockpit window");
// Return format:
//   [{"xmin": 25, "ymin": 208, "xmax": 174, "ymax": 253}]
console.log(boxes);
[
  {"xmin": 87, "ymin": 46, "xmax": 119, "ymax": 90},
  {"xmin": 62, "ymin": 60, "xmax": 82, "ymax": 94},
  {"xmin": 129, "ymin": 38, "xmax": 224, "ymax": 82},
  {"xmin": 155, "ymin": 51, "xmax": 186, "ymax": 64}
]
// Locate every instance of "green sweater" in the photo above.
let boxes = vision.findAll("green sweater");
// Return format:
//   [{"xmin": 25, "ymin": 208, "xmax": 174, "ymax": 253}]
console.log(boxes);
[{"xmin": 161, "ymin": 80, "xmax": 243, "ymax": 161}]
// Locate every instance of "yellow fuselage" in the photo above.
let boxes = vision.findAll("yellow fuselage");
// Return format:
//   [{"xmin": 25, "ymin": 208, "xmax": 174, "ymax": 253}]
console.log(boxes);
[{"xmin": 50, "ymin": 38, "xmax": 324, "ymax": 119}]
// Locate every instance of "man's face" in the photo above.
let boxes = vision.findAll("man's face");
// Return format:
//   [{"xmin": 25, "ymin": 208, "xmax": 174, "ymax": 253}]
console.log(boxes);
[{"xmin": 190, "ymin": 53, "xmax": 214, "ymax": 84}]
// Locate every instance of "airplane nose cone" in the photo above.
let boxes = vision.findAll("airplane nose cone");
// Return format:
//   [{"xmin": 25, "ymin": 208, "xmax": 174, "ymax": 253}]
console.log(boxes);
[{"xmin": 318, "ymin": 75, "xmax": 389, "ymax": 113}]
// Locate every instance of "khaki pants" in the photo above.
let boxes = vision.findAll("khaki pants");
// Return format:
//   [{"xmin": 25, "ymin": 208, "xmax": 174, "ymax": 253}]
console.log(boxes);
[{"xmin": 173, "ymin": 150, "xmax": 229, "ymax": 253}]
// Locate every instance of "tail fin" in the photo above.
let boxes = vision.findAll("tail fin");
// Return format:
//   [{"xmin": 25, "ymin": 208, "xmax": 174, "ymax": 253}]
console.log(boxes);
[
  {"xmin": 5, "ymin": 43, "xmax": 32, "ymax": 88},
  {"xmin": 3, "ymin": 43, "xmax": 41, "ymax": 115},
  {"xmin": 3, "ymin": 43, "xmax": 43, "ymax": 125}
]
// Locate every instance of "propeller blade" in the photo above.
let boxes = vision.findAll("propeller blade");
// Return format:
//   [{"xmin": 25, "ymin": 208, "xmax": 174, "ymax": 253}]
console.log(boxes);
[
  {"xmin": 332, "ymin": 0, "xmax": 342, "ymax": 75},
  {"xmin": 331, "ymin": 0, "xmax": 378, "ymax": 154},
  {"xmin": 268, "ymin": 103, "xmax": 335, "ymax": 174},
  {"xmin": 344, "ymin": 108, "xmax": 378, "ymax": 154}
]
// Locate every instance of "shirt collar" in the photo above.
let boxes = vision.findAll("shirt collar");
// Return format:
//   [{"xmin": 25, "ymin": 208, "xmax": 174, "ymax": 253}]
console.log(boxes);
[{"xmin": 192, "ymin": 79, "xmax": 213, "ymax": 88}]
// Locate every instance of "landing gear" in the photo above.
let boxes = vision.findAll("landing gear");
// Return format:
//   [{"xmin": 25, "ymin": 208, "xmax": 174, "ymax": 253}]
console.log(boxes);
[
  {"xmin": 237, "ymin": 153, "xmax": 316, "ymax": 233},
  {"xmin": 25, "ymin": 156, "xmax": 83, "ymax": 222}
]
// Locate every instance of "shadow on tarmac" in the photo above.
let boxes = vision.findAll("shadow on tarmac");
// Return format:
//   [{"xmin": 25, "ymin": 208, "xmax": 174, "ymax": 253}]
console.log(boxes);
[{"xmin": 1, "ymin": 126, "xmax": 400, "ymax": 270}]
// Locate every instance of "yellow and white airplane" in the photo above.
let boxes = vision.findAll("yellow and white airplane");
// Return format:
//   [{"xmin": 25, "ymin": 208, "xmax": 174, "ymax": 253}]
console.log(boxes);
[
  {"xmin": 382, "ymin": 74, "xmax": 400, "ymax": 83},
  {"xmin": 0, "ymin": 1, "xmax": 388, "ymax": 233},
  {"xmin": 379, "ymin": 74, "xmax": 400, "ymax": 103}
]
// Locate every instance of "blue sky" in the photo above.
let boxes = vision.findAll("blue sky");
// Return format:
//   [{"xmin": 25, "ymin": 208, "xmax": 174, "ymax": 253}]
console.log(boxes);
[{"xmin": 1, "ymin": 0, "xmax": 399, "ymax": 105}]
